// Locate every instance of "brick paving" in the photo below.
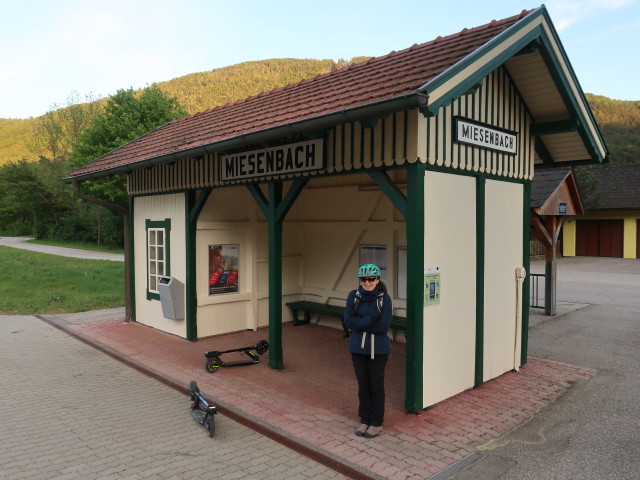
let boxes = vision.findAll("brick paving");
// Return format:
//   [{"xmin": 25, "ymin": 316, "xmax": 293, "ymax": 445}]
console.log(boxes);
[
  {"xmin": 38, "ymin": 314, "xmax": 597, "ymax": 480},
  {"xmin": 0, "ymin": 315, "xmax": 347, "ymax": 480}
]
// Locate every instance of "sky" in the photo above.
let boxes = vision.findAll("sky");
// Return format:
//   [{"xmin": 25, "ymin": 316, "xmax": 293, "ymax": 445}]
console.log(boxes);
[{"xmin": 1, "ymin": 0, "xmax": 638, "ymax": 119}]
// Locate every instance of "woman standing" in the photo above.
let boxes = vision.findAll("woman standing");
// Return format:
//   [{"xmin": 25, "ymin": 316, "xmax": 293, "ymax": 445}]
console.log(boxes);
[{"xmin": 343, "ymin": 264, "xmax": 392, "ymax": 438}]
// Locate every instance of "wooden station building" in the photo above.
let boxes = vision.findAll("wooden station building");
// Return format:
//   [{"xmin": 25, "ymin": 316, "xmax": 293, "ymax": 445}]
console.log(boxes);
[{"xmin": 67, "ymin": 6, "xmax": 608, "ymax": 411}]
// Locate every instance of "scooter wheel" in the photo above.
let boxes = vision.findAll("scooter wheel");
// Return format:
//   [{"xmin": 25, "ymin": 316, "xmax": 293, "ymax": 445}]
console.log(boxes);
[
  {"xmin": 206, "ymin": 413, "xmax": 216, "ymax": 437},
  {"xmin": 206, "ymin": 357, "xmax": 222, "ymax": 373},
  {"xmin": 255, "ymin": 340, "xmax": 269, "ymax": 355}
]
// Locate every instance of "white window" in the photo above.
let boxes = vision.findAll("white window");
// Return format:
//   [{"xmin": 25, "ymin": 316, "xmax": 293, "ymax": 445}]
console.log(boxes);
[{"xmin": 146, "ymin": 219, "xmax": 171, "ymax": 299}]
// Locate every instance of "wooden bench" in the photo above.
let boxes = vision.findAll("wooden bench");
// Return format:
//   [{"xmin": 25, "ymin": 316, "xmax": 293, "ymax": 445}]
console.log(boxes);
[{"xmin": 285, "ymin": 300, "xmax": 406, "ymax": 336}]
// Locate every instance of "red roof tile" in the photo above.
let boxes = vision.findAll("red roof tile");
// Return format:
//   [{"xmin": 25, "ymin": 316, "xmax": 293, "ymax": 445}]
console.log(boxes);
[{"xmin": 70, "ymin": 9, "xmax": 534, "ymax": 179}]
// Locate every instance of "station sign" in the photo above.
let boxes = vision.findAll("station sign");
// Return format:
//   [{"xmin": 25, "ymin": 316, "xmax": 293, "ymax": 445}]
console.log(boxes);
[
  {"xmin": 453, "ymin": 117, "xmax": 518, "ymax": 155},
  {"xmin": 221, "ymin": 139, "xmax": 324, "ymax": 181}
]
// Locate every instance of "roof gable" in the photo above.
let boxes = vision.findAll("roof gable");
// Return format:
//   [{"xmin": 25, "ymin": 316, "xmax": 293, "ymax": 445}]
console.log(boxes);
[
  {"xmin": 68, "ymin": 6, "xmax": 606, "ymax": 181},
  {"xmin": 531, "ymin": 166, "xmax": 584, "ymax": 215}
]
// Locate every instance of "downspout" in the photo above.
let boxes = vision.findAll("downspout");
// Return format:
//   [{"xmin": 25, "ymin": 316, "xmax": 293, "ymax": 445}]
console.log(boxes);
[
  {"xmin": 73, "ymin": 181, "xmax": 132, "ymax": 322},
  {"xmin": 514, "ymin": 266, "xmax": 527, "ymax": 371}
]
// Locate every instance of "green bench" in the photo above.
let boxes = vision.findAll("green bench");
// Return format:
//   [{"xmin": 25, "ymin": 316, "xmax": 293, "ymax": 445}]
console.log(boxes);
[{"xmin": 285, "ymin": 300, "xmax": 407, "ymax": 336}]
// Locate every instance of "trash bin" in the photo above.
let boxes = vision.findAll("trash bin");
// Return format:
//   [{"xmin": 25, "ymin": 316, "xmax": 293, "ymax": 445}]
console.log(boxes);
[{"xmin": 158, "ymin": 276, "xmax": 184, "ymax": 320}]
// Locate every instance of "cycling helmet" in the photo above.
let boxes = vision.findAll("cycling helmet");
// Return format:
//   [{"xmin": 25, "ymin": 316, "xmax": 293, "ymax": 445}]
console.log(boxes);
[{"xmin": 358, "ymin": 264, "xmax": 381, "ymax": 277}]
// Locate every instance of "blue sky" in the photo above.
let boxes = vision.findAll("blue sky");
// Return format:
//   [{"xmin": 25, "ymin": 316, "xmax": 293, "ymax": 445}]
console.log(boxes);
[{"xmin": 1, "ymin": 0, "xmax": 638, "ymax": 119}]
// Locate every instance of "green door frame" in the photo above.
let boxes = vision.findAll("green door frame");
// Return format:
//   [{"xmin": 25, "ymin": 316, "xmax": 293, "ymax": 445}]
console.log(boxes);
[
  {"xmin": 247, "ymin": 179, "xmax": 308, "ymax": 369},
  {"xmin": 369, "ymin": 165, "xmax": 425, "ymax": 412},
  {"xmin": 185, "ymin": 188, "xmax": 213, "ymax": 341}
]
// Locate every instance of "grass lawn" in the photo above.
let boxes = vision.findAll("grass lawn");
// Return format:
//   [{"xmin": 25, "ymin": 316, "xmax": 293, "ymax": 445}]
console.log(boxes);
[{"xmin": 0, "ymin": 246, "xmax": 125, "ymax": 315}]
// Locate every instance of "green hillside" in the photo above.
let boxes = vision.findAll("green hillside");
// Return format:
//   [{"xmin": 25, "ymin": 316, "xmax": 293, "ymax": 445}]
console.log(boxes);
[{"xmin": 0, "ymin": 58, "xmax": 638, "ymax": 165}]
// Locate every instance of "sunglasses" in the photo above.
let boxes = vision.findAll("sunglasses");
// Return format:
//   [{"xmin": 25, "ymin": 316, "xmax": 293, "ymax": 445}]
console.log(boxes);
[{"xmin": 359, "ymin": 276, "xmax": 379, "ymax": 283}]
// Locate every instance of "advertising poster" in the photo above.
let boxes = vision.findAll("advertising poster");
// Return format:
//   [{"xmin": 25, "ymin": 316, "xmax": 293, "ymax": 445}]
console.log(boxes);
[
  {"xmin": 423, "ymin": 266, "xmax": 441, "ymax": 307},
  {"xmin": 209, "ymin": 244, "xmax": 239, "ymax": 295}
]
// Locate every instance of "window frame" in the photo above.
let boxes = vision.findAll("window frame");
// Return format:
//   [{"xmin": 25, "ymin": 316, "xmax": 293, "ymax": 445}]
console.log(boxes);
[{"xmin": 145, "ymin": 218, "xmax": 171, "ymax": 300}]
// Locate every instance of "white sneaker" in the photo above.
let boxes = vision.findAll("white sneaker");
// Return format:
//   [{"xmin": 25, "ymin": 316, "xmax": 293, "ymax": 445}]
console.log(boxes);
[
  {"xmin": 364, "ymin": 425, "xmax": 382, "ymax": 438},
  {"xmin": 355, "ymin": 423, "xmax": 368, "ymax": 437}
]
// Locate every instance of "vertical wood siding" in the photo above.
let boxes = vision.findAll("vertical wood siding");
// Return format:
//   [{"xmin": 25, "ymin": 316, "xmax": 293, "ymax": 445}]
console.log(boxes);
[{"xmin": 128, "ymin": 67, "xmax": 533, "ymax": 195}]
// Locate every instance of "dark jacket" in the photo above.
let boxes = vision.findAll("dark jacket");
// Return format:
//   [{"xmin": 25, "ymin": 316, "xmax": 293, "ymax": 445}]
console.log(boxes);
[{"xmin": 343, "ymin": 286, "xmax": 392, "ymax": 357}]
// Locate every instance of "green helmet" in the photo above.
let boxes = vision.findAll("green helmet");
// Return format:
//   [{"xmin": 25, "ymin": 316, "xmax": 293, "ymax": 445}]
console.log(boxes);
[{"xmin": 358, "ymin": 264, "xmax": 380, "ymax": 277}]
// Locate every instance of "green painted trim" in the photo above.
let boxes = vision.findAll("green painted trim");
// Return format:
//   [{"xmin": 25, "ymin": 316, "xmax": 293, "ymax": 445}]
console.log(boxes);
[
  {"xmin": 531, "ymin": 119, "xmax": 578, "ymax": 136},
  {"xmin": 475, "ymin": 177, "xmax": 486, "ymax": 386},
  {"xmin": 247, "ymin": 184, "xmax": 268, "ymax": 217},
  {"xmin": 405, "ymin": 162, "xmax": 425, "ymax": 412},
  {"xmin": 128, "ymin": 196, "xmax": 136, "ymax": 322},
  {"xmin": 275, "ymin": 179, "xmax": 308, "ymax": 222},
  {"xmin": 145, "ymin": 218, "xmax": 171, "ymax": 301},
  {"xmin": 268, "ymin": 182, "xmax": 284, "ymax": 370},
  {"xmin": 185, "ymin": 192, "xmax": 197, "ymax": 340},
  {"xmin": 186, "ymin": 188, "xmax": 213, "ymax": 340},
  {"xmin": 368, "ymin": 170, "xmax": 408, "ymax": 218},
  {"xmin": 423, "ymin": 162, "xmax": 528, "ymax": 185},
  {"xmin": 190, "ymin": 188, "xmax": 213, "ymax": 224},
  {"xmin": 521, "ymin": 181, "xmax": 531, "ymax": 364},
  {"xmin": 422, "ymin": 26, "xmax": 545, "ymax": 116},
  {"xmin": 534, "ymin": 14, "xmax": 608, "ymax": 161}
]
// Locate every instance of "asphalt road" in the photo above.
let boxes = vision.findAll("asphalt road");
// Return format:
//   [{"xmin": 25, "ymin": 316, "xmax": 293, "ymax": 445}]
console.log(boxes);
[{"xmin": 457, "ymin": 257, "xmax": 640, "ymax": 479}]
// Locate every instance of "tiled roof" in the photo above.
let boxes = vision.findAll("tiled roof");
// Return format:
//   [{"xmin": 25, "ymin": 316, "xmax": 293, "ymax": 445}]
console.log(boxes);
[
  {"xmin": 531, "ymin": 167, "xmax": 572, "ymax": 208},
  {"xmin": 69, "ymin": 9, "xmax": 534, "ymax": 179},
  {"xmin": 584, "ymin": 164, "xmax": 640, "ymax": 210}
]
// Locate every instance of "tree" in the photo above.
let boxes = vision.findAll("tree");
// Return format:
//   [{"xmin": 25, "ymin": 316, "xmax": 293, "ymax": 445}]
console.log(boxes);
[
  {"xmin": 27, "ymin": 91, "xmax": 101, "ymax": 162},
  {"xmin": 69, "ymin": 85, "xmax": 187, "ymax": 207}
]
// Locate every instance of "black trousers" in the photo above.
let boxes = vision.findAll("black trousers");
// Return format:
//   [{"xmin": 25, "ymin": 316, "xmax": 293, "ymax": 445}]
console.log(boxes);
[{"xmin": 351, "ymin": 353, "xmax": 388, "ymax": 427}]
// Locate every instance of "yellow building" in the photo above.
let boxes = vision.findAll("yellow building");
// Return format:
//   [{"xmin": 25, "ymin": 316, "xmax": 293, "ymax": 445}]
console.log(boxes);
[
  {"xmin": 67, "ymin": 7, "xmax": 607, "ymax": 411},
  {"xmin": 563, "ymin": 165, "xmax": 640, "ymax": 258}
]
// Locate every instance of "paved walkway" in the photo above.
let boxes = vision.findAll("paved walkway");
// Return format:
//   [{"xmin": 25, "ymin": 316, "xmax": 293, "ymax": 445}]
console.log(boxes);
[
  {"xmin": 35, "ymin": 307, "xmax": 594, "ymax": 480},
  {"xmin": 0, "ymin": 236, "xmax": 124, "ymax": 262},
  {"xmin": 0, "ymin": 314, "xmax": 346, "ymax": 480}
]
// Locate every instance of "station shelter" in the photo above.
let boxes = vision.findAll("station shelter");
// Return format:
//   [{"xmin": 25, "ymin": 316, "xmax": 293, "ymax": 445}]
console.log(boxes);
[{"xmin": 66, "ymin": 6, "xmax": 608, "ymax": 412}]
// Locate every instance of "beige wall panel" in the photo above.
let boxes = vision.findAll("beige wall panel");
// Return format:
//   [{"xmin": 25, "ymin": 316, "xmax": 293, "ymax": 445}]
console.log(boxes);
[
  {"xmin": 197, "ymin": 302, "xmax": 253, "ymax": 337},
  {"xmin": 199, "ymin": 186, "xmax": 254, "ymax": 223},
  {"xmin": 483, "ymin": 180, "xmax": 524, "ymax": 380},
  {"xmin": 298, "ymin": 183, "xmax": 404, "ymax": 305},
  {"xmin": 422, "ymin": 171, "xmax": 477, "ymax": 407},
  {"xmin": 301, "ymin": 185, "xmax": 371, "ymax": 221},
  {"xmin": 134, "ymin": 193, "xmax": 187, "ymax": 338},
  {"xmin": 196, "ymin": 190, "xmax": 302, "ymax": 336}
]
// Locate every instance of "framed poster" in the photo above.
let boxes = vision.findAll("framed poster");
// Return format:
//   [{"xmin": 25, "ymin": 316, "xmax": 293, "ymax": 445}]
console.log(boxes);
[
  {"xmin": 208, "ymin": 244, "xmax": 239, "ymax": 295},
  {"xmin": 359, "ymin": 244, "xmax": 387, "ymax": 281}
]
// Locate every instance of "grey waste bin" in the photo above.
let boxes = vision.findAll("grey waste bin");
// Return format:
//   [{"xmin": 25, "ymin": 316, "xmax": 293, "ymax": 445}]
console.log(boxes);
[{"xmin": 158, "ymin": 276, "xmax": 184, "ymax": 320}]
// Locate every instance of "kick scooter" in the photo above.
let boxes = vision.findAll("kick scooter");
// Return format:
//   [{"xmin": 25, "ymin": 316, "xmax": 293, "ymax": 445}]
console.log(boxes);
[
  {"xmin": 204, "ymin": 340, "xmax": 269, "ymax": 373},
  {"xmin": 188, "ymin": 380, "xmax": 217, "ymax": 437}
]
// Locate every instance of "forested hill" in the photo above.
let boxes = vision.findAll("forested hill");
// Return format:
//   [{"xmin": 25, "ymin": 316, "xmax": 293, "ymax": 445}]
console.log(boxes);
[{"xmin": 0, "ymin": 58, "xmax": 638, "ymax": 165}]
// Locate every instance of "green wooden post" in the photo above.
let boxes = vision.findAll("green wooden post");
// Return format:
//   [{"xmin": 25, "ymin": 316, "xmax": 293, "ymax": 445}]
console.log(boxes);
[
  {"xmin": 185, "ymin": 189, "xmax": 213, "ymax": 341},
  {"xmin": 128, "ymin": 196, "xmax": 136, "ymax": 322},
  {"xmin": 268, "ymin": 182, "xmax": 284, "ymax": 369},
  {"xmin": 247, "ymin": 179, "xmax": 307, "ymax": 370},
  {"xmin": 405, "ymin": 162, "xmax": 425, "ymax": 412}
]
